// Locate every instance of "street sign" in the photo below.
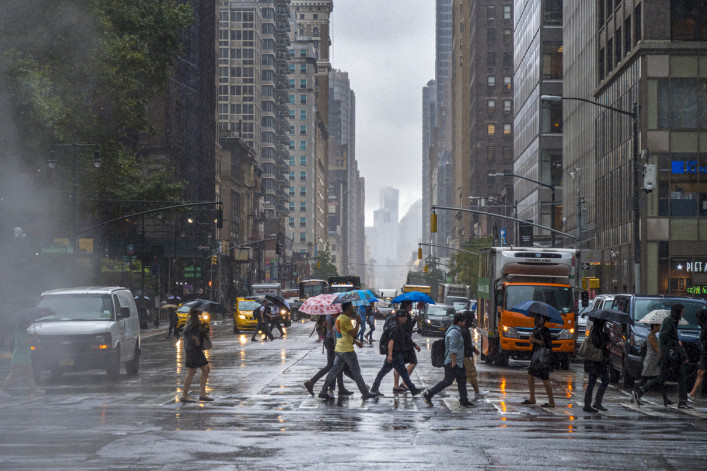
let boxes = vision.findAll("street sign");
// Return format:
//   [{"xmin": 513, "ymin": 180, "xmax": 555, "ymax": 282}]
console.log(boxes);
[
  {"xmin": 499, "ymin": 228, "xmax": 507, "ymax": 246},
  {"xmin": 581, "ymin": 263, "xmax": 590, "ymax": 270},
  {"xmin": 126, "ymin": 244, "xmax": 135, "ymax": 255}
]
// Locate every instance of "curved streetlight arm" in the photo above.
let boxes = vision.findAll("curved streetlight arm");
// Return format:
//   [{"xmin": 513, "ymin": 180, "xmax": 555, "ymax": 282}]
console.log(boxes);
[
  {"xmin": 541, "ymin": 94, "xmax": 636, "ymax": 119},
  {"xmin": 419, "ymin": 242, "xmax": 479, "ymax": 256},
  {"xmin": 488, "ymin": 172, "xmax": 553, "ymax": 191}
]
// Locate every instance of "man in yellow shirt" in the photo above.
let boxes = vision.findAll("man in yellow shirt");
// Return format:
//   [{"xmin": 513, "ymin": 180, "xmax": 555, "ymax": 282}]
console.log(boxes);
[{"xmin": 318, "ymin": 302, "xmax": 378, "ymax": 400}]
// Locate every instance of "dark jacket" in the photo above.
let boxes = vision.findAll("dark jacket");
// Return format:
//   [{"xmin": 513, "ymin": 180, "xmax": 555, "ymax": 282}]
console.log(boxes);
[
  {"xmin": 531, "ymin": 325, "xmax": 552, "ymax": 351},
  {"xmin": 659, "ymin": 314, "xmax": 685, "ymax": 360},
  {"xmin": 461, "ymin": 327, "xmax": 474, "ymax": 358},
  {"xmin": 399, "ymin": 310, "xmax": 417, "ymax": 351},
  {"xmin": 182, "ymin": 315, "xmax": 202, "ymax": 351}
]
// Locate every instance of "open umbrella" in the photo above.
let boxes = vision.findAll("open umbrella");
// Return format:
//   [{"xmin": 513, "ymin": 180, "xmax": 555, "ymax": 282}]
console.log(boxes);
[
  {"xmin": 331, "ymin": 290, "xmax": 378, "ymax": 306},
  {"xmin": 11, "ymin": 307, "xmax": 55, "ymax": 325},
  {"xmin": 298, "ymin": 294, "xmax": 343, "ymax": 316},
  {"xmin": 160, "ymin": 304, "xmax": 178, "ymax": 310},
  {"xmin": 391, "ymin": 291, "xmax": 436, "ymax": 305},
  {"xmin": 509, "ymin": 300, "xmax": 564, "ymax": 325},
  {"xmin": 638, "ymin": 309, "xmax": 688, "ymax": 326},
  {"xmin": 265, "ymin": 294, "xmax": 291, "ymax": 311},
  {"xmin": 582, "ymin": 308, "xmax": 631, "ymax": 324},
  {"xmin": 187, "ymin": 299, "xmax": 228, "ymax": 315},
  {"xmin": 164, "ymin": 294, "xmax": 181, "ymax": 302}
]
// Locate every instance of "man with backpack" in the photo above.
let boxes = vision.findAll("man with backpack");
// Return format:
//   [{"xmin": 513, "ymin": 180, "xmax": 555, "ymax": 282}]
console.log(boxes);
[
  {"xmin": 369, "ymin": 311, "xmax": 424, "ymax": 396},
  {"xmin": 422, "ymin": 313, "xmax": 474, "ymax": 408}
]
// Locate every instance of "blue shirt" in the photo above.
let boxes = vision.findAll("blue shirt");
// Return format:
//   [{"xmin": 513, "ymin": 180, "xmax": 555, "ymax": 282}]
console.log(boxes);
[{"xmin": 444, "ymin": 325, "xmax": 464, "ymax": 367}]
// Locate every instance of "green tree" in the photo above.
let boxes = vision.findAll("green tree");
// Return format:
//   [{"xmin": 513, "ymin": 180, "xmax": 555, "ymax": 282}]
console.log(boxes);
[
  {"xmin": 449, "ymin": 236, "xmax": 493, "ymax": 298},
  {"xmin": 312, "ymin": 243, "xmax": 338, "ymax": 278},
  {"xmin": 1, "ymin": 0, "xmax": 192, "ymax": 214}
]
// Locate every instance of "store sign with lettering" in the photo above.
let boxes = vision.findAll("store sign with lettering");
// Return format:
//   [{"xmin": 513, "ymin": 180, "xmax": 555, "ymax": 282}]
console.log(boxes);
[
  {"xmin": 675, "ymin": 261, "xmax": 707, "ymax": 273},
  {"xmin": 671, "ymin": 161, "xmax": 707, "ymax": 174},
  {"xmin": 687, "ymin": 286, "xmax": 707, "ymax": 295}
]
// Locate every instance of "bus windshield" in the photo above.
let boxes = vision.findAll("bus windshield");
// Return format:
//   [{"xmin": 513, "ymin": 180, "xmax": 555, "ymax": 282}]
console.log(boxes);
[
  {"xmin": 299, "ymin": 280, "xmax": 327, "ymax": 298},
  {"xmin": 504, "ymin": 285, "xmax": 574, "ymax": 314}
]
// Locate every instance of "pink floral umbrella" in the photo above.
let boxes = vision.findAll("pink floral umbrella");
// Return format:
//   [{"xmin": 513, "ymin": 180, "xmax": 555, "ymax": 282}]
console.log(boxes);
[{"xmin": 298, "ymin": 294, "xmax": 343, "ymax": 316}]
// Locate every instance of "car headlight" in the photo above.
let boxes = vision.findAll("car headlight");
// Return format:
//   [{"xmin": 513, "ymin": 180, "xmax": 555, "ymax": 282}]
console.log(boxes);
[
  {"xmin": 95, "ymin": 335, "xmax": 106, "ymax": 344},
  {"xmin": 239, "ymin": 314, "xmax": 246, "ymax": 320},
  {"xmin": 280, "ymin": 309, "xmax": 287, "ymax": 315},
  {"xmin": 501, "ymin": 325, "xmax": 519, "ymax": 338},
  {"xmin": 557, "ymin": 329, "xmax": 574, "ymax": 340},
  {"xmin": 201, "ymin": 313, "xmax": 209, "ymax": 322}
]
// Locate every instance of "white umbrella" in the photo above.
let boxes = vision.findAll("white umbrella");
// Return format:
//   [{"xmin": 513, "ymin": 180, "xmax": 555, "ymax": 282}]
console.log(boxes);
[{"xmin": 638, "ymin": 309, "xmax": 687, "ymax": 325}]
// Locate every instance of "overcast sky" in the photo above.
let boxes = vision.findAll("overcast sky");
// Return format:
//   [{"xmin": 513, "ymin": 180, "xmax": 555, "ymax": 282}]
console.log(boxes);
[{"xmin": 330, "ymin": 0, "xmax": 435, "ymax": 225}]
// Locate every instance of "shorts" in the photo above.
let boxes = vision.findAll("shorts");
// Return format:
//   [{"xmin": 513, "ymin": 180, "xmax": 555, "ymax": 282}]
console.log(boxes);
[
  {"xmin": 185, "ymin": 348, "xmax": 209, "ymax": 369},
  {"xmin": 402, "ymin": 349, "xmax": 417, "ymax": 365},
  {"xmin": 699, "ymin": 352, "xmax": 707, "ymax": 371},
  {"xmin": 463, "ymin": 356, "xmax": 477, "ymax": 383}
]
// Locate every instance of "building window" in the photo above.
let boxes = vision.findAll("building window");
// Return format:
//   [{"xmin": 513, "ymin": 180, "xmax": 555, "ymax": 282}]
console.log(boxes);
[
  {"xmin": 300, "ymin": 94, "xmax": 307, "ymax": 104},
  {"xmin": 289, "ymin": 140, "xmax": 295, "ymax": 150},
  {"xmin": 300, "ymin": 125, "xmax": 307, "ymax": 135},
  {"xmin": 300, "ymin": 156, "xmax": 307, "ymax": 166},
  {"xmin": 504, "ymin": 99, "xmax": 512, "ymax": 114},
  {"xmin": 289, "ymin": 125, "xmax": 295, "ymax": 135},
  {"xmin": 487, "ymin": 76, "xmax": 496, "ymax": 90},
  {"xmin": 541, "ymin": 101, "xmax": 562, "ymax": 133},
  {"xmin": 289, "ymin": 217, "xmax": 295, "ymax": 227},
  {"xmin": 299, "ymin": 140, "xmax": 307, "ymax": 150},
  {"xmin": 503, "ymin": 76, "xmax": 512, "ymax": 90},
  {"xmin": 503, "ymin": 28, "xmax": 512, "ymax": 44},
  {"xmin": 487, "ymin": 99, "xmax": 496, "ymax": 114},
  {"xmin": 543, "ymin": 0, "xmax": 562, "ymax": 26},
  {"xmin": 289, "ymin": 110, "xmax": 295, "ymax": 119},
  {"xmin": 503, "ymin": 146, "xmax": 512, "ymax": 161},
  {"xmin": 503, "ymin": 5, "xmax": 512, "ymax": 20},
  {"xmin": 288, "ymin": 79, "xmax": 295, "ymax": 89},
  {"xmin": 289, "ymin": 172, "xmax": 295, "ymax": 181},
  {"xmin": 300, "ymin": 110, "xmax": 307, "ymax": 120},
  {"xmin": 656, "ymin": 78, "xmax": 707, "ymax": 130},
  {"xmin": 289, "ymin": 202, "xmax": 295, "ymax": 212},
  {"xmin": 289, "ymin": 157, "xmax": 295, "ymax": 166},
  {"xmin": 300, "ymin": 217, "xmax": 307, "ymax": 227},
  {"xmin": 503, "ymin": 52, "xmax": 512, "ymax": 67},
  {"xmin": 488, "ymin": 124, "xmax": 496, "ymax": 136},
  {"xmin": 300, "ymin": 186, "xmax": 306, "ymax": 196},
  {"xmin": 300, "ymin": 171, "xmax": 307, "ymax": 181},
  {"xmin": 504, "ymin": 123, "xmax": 512, "ymax": 135},
  {"xmin": 289, "ymin": 95, "xmax": 295, "ymax": 105},
  {"xmin": 289, "ymin": 64, "xmax": 295, "ymax": 74},
  {"xmin": 300, "ymin": 49, "xmax": 307, "ymax": 57},
  {"xmin": 542, "ymin": 42, "xmax": 563, "ymax": 80},
  {"xmin": 487, "ymin": 28, "xmax": 496, "ymax": 43},
  {"xmin": 487, "ymin": 5, "xmax": 496, "ymax": 20},
  {"xmin": 299, "ymin": 202, "xmax": 307, "ymax": 212},
  {"xmin": 671, "ymin": 1, "xmax": 707, "ymax": 41},
  {"xmin": 487, "ymin": 146, "xmax": 496, "ymax": 162},
  {"xmin": 300, "ymin": 79, "xmax": 307, "ymax": 89},
  {"xmin": 300, "ymin": 64, "xmax": 307, "ymax": 74},
  {"xmin": 300, "ymin": 232, "xmax": 306, "ymax": 242},
  {"xmin": 289, "ymin": 187, "xmax": 295, "ymax": 196}
]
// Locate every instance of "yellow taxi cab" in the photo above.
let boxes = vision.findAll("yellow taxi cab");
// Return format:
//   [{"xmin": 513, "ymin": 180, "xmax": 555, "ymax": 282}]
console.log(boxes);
[
  {"xmin": 234, "ymin": 297, "xmax": 261, "ymax": 332},
  {"xmin": 176, "ymin": 302, "xmax": 211, "ymax": 335}
]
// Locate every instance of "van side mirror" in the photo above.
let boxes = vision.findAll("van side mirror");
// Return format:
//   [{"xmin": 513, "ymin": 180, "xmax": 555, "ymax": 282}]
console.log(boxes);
[{"xmin": 119, "ymin": 307, "xmax": 131, "ymax": 319}]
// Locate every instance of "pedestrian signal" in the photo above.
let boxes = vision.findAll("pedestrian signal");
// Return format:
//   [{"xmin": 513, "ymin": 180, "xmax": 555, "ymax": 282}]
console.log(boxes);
[
  {"xmin": 430, "ymin": 213, "xmax": 437, "ymax": 233},
  {"xmin": 418, "ymin": 247, "xmax": 422, "ymax": 259}
]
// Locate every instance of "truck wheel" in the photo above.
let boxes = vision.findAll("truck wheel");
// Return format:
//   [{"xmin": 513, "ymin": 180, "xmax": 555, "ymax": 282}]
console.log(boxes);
[
  {"xmin": 125, "ymin": 346, "xmax": 140, "ymax": 376},
  {"xmin": 106, "ymin": 350, "xmax": 121, "ymax": 380},
  {"xmin": 495, "ymin": 352, "xmax": 509, "ymax": 367}
]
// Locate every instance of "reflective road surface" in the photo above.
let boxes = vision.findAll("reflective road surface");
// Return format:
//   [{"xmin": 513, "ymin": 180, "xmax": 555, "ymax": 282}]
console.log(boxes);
[{"xmin": 1, "ymin": 319, "xmax": 707, "ymax": 470}]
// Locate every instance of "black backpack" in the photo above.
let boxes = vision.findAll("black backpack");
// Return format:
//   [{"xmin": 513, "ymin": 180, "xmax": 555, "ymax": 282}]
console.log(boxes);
[
  {"xmin": 431, "ymin": 337, "xmax": 446, "ymax": 367},
  {"xmin": 378, "ymin": 317, "xmax": 397, "ymax": 355}
]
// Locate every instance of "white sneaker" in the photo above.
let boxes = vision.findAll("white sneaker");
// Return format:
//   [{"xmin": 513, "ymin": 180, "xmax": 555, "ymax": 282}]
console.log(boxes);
[
  {"xmin": 687, "ymin": 394, "xmax": 695, "ymax": 403},
  {"xmin": 475, "ymin": 390, "xmax": 490, "ymax": 399},
  {"xmin": 0, "ymin": 390, "xmax": 11, "ymax": 399},
  {"xmin": 30, "ymin": 389, "xmax": 46, "ymax": 397}
]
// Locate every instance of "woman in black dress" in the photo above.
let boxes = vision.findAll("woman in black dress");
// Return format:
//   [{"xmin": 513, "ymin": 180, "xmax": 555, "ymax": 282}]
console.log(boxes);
[
  {"xmin": 180, "ymin": 310, "xmax": 212, "ymax": 403},
  {"xmin": 523, "ymin": 315, "xmax": 555, "ymax": 407}
]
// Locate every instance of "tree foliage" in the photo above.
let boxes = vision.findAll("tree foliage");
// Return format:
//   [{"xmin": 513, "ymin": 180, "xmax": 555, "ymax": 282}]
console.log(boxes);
[
  {"xmin": 312, "ymin": 243, "xmax": 338, "ymax": 279},
  {"xmin": 449, "ymin": 236, "xmax": 493, "ymax": 298},
  {"xmin": 1, "ymin": 0, "xmax": 193, "ymax": 214}
]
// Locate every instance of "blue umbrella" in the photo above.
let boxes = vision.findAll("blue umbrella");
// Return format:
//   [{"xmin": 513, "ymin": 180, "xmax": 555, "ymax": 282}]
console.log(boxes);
[
  {"xmin": 509, "ymin": 300, "xmax": 564, "ymax": 325},
  {"xmin": 391, "ymin": 291, "xmax": 436, "ymax": 305},
  {"xmin": 331, "ymin": 290, "xmax": 379, "ymax": 306}
]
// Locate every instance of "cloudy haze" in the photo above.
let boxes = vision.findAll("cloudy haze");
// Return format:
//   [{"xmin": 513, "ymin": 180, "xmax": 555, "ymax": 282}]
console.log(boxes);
[{"xmin": 330, "ymin": 0, "xmax": 435, "ymax": 224}]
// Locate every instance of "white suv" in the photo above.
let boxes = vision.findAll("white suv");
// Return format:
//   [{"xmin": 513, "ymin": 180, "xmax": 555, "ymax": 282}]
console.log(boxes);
[{"xmin": 31, "ymin": 287, "xmax": 141, "ymax": 381}]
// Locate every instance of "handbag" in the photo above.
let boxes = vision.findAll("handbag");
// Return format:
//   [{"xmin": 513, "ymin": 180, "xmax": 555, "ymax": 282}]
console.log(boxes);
[
  {"xmin": 528, "ymin": 346, "xmax": 552, "ymax": 376},
  {"xmin": 201, "ymin": 332, "xmax": 213, "ymax": 351},
  {"xmin": 578, "ymin": 334, "xmax": 605, "ymax": 363}
]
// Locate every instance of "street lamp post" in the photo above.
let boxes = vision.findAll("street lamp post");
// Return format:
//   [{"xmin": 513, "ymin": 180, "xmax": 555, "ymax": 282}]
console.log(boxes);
[
  {"xmin": 49, "ymin": 139, "xmax": 101, "ymax": 281},
  {"xmin": 541, "ymin": 94, "xmax": 640, "ymax": 293},
  {"xmin": 469, "ymin": 196, "xmax": 517, "ymax": 245},
  {"xmin": 488, "ymin": 172, "xmax": 555, "ymax": 247}
]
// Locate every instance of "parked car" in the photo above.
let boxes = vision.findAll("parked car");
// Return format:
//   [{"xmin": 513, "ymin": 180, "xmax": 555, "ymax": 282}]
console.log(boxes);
[
  {"xmin": 376, "ymin": 301, "xmax": 397, "ymax": 318},
  {"xmin": 31, "ymin": 286, "xmax": 141, "ymax": 381},
  {"xmin": 233, "ymin": 297, "xmax": 261, "ymax": 332},
  {"xmin": 417, "ymin": 304, "xmax": 456, "ymax": 336},
  {"xmin": 578, "ymin": 294, "xmax": 615, "ymax": 351},
  {"xmin": 605, "ymin": 294, "xmax": 705, "ymax": 388}
]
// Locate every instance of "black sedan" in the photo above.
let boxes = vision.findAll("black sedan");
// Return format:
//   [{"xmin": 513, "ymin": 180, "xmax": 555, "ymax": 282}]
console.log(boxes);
[{"xmin": 417, "ymin": 304, "xmax": 456, "ymax": 336}]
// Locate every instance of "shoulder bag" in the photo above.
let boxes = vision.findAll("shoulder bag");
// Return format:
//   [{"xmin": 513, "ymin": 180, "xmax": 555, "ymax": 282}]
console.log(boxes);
[{"xmin": 578, "ymin": 334, "xmax": 605, "ymax": 363}]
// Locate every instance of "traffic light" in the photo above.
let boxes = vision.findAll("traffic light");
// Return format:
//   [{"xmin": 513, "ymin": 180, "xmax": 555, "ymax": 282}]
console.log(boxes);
[
  {"xmin": 423, "ymin": 265, "xmax": 429, "ymax": 273},
  {"xmin": 430, "ymin": 213, "xmax": 437, "ymax": 233},
  {"xmin": 276, "ymin": 240, "xmax": 282, "ymax": 255},
  {"xmin": 417, "ymin": 247, "xmax": 422, "ymax": 260},
  {"xmin": 216, "ymin": 209, "xmax": 223, "ymax": 228},
  {"xmin": 211, "ymin": 254, "xmax": 217, "ymax": 265},
  {"xmin": 581, "ymin": 290, "xmax": 589, "ymax": 307},
  {"xmin": 208, "ymin": 280, "xmax": 213, "ymax": 287}
]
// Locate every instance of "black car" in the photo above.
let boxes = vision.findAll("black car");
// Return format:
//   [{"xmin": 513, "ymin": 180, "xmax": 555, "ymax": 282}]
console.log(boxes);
[
  {"xmin": 417, "ymin": 304, "xmax": 456, "ymax": 336},
  {"xmin": 606, "ymin": 294, "xmax": 705, "ymax": 388}
]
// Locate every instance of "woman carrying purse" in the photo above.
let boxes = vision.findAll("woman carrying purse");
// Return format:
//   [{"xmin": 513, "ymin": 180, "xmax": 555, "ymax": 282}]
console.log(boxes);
[
  {"xmin": 523, "ymin": 314, "xmax": 555, "ymax": 407},
  {"xmin": 180, "ymin": 309, "xmax": 213, "ymax": 403},
  {"xmin": 582, "ymin": 319, "xmax": 610, "ymax": 412}
]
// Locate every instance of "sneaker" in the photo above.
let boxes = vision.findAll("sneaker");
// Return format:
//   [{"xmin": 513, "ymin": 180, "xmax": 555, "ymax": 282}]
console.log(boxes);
[
  {"xmin": 410, "ymin": 387, "xmax": 424, "ymax": 396},
  {"xmin": 318, "ymin": 392, "xmax": 335, "ymax": 401},
  {"xmin": 475, "ymin": 390, "xmax": 490, "ymax": 399},
  {"xmin": 592, "ymin": 403, "xmax": 607, "ymax": 412},
  {"xmin": 338, "ymin": 389, "xmax": 355, "ymax": 396},
  {"xmin": 678, "ymin": 402, "xmax": 693, "ymax": 409},
  {"xmin": 0, "ymin": 390, "xmax": 11, "ymax": 399},
  {"xmin": 687, "ymin": 394, "xmax": 695, "ymax": 403},
  {"xmin": 631, "ymin": 389, "xmax": 642, "ymax": 406},
  {"xmin": 583, "ymin": 405, "xmax": 598, "ymax": 413},
  {"xmin": 303, "ymin": 381, "xmax": 314, "ymax": 396},
  {"xmin": 422, "ymin": 391, "xmax": 433, "ymax": 407},
  {"xmin": 392, "ymin": 387, "xmax": 407, "ymax": 394},
  {"xmin": 369, "ymin": 389, "xmax": 384, "ymax": 397},
  {"xmin": 459, "ymin": 400, "xmax": 476, "ymax": 408}
]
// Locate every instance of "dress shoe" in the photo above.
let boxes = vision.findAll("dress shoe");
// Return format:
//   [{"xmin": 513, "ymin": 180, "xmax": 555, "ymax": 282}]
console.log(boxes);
[
  {"xmin": 303, "ymin": 381, "xmax": 314, "ymax": 396},
  {"xmin": 338, "ymin": 389, "xmax": 355, "ymax": 396},
  {"xmin": 592, "ymin": 403, "xmax": 607, "ymax": 411},
  {"xmin": 583, "ymin": 405, "xmax": 598, "ymax": 413},
  {"xmin": 410, "ymin": 387, "xmax": 424, "ymax": 396},
  {"xmin": 678, "ymin": 402, "xmax": 693, "ymax": 409},
  {"xmin": 318, "ymin": 392, "xmax": 335, "ymax": 401},
  {"xmin": 459, "ymin": 401, "xmax": 476, "ymax": 408}
]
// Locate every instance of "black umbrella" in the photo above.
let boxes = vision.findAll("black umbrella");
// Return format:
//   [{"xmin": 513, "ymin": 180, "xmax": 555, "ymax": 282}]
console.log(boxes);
[
  {"xmin": 11, "ymin": 307, "xmax": 55, "ymax": 325},
  {"xmin": 582, "ymin": 308, "xmax": 631, "ymax": 324},
  {"xmin": 265, "ymin": 294, "xmax": 291, "ymax": 311},
  {"xmin": 188, "ymin": 299, "xmax": 228, "ymax": 315}
]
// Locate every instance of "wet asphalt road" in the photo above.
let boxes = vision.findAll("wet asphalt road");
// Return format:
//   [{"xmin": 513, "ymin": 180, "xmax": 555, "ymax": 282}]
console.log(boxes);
[{"xmin": 1, "ymin": 319, "xmax": 707, "ymax": 470}]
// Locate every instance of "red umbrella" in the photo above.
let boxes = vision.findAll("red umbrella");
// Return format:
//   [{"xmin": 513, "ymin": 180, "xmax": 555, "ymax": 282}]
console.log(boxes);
[{"xmin": 298, "ymin": 294, "xmax": 343, "ymax": 316}]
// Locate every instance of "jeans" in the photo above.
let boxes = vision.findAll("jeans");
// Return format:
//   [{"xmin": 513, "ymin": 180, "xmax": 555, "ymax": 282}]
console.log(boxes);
[
  {"xmin": 252, "ymin": 318, "xmax": 274, "ymax": 341},
  {"xmin": 357, "ymin": 315, "xmax": 367, "ymax": 341},
  {"xmin": 427, "ymin": 364, "xmax": 468, "ymax": 403},
  {"xmin": 309, "ymin": 336, "xmax": 351, "ymax": 389},
  {"xmin": 584, "ymin": 363, "xmax": 609, "ymax": 406},
  {"xmin": 270, "ymin": 319, "xmax": 284, "ymax": 336},
  {"xmin": 320, "ymin": 351, "xmax": 369, "ymax": 395},
  {"xmin": 371, "ymin": 352, "xmax": 416, "ymax": 392}
]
